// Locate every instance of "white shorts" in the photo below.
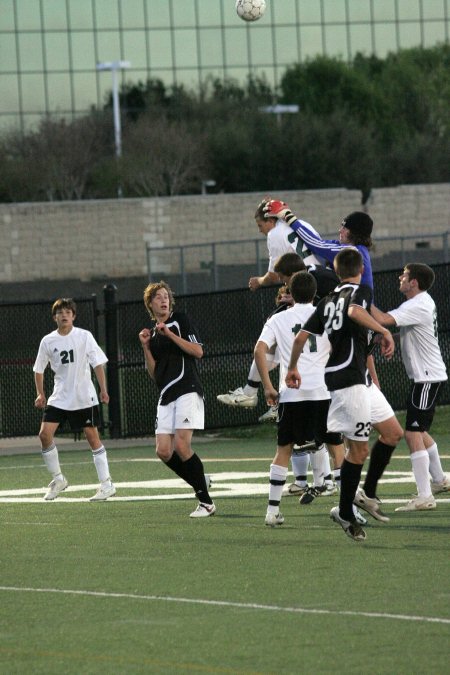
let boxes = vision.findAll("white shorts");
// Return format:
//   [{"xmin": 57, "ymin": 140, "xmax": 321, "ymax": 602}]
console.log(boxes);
[
  {"xmin": 328, "ymin": 384, "xmax": 371, "ymax": 441},
  {"xmin": 369, "ymin": 382, "xmax": 395, "ymax": 425},
  {"xmin": 155, "ymin": 393, "xmax": 204, "ymax": 435}
]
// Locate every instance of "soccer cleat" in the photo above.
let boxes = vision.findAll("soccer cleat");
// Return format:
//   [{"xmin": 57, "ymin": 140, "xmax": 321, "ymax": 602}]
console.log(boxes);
[
  {"xmin": 322, "ymin": 481, "xmax": 338, "ymax": 496},
  {"xmin": 288, "ymin": 482, "xmax": 308, "ymax": 496},
  {"xmin": 431, "ymin": 476, "xmax": 450, "ymax": 494},
  {"xmin": 395, "ymin": 495, "xmax": 436, "ymax": 512},
  {"xmin": 330, "ymin": 506, "xmax": 366, "ymax": 541},
  {"xmin": 354, "ymin": 488, "xmax": 390, "ymax": 523},
  {"xmin": 44, "ymin": 476, "xmax": 68, "ymax": 501},
  {"xmin": 89, "ymin": 483, "xmax": 116, "ymax": 502},
  {"xmin": 216, "ymin": 387, "xmax": 258, "ymax": 408},
  {"xmin": 353, "ymin": 506, "xmax": 368, "ymax": 526},
  {"xmin": 299, "ymin": 486, "xmax": 323, "ymax": 505},
  {"xmin": 258, "ymin": 405, "xmax": 278, "ymax": 423},
  {"xmin": 190, "ymin": 502, "xmax": 216, "ymax": 518},
  {"xmin": 265, "ymin": 512, "xmax": 284, "ymax": 527}
]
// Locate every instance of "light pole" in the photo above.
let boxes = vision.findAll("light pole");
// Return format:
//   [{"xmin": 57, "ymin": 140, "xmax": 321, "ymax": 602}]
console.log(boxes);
[
  {"xmin": 259, "ymin": 104, "xmax": 299, "ymax": 125},
  {"xmin": 96, "ymin": 60, "xmax": 130, "ymax": 197},
  {"xmin": 201, "ymin": 179, "xmax": 216, "ymax": 195}
]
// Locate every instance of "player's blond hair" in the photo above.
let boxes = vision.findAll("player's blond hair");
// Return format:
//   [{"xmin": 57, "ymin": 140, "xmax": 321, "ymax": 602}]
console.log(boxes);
[{"xmin": 143, "ymin": 281, "xmax": 175, "ymax": 319}]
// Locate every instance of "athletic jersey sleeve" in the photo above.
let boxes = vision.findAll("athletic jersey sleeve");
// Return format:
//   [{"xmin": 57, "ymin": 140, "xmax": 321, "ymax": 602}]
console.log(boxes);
[
  {"xmin": 85, "ymin": 331, "xmax": 108, "ymax": 368},
  {"xmin": 177, "ymin": 312, "xmax": 203, "ymax": 346},
  {"xmin": 387, "ymin": 296, "xmax": 431, "ymax": 328},
  {"xmin": 257, "ymin": 318, "xmax": 277, "ymax": 350},
  {"xmin": 289, "ymin": 219, "xmax": 341, "ymax": 264},
  {"xmin": 289, "ymin": 219, "xmax": 374, "ymax": 288},
  {"xmin": 33, "ymin": 338, "xmax": 50, "ymax": 373},
  {"xmin": 302, "ymin": 306, "xmax": 324, "ymax": 336},
  {"xmin": 349, "ymin": 284, "xmax": 373, "ymax": 311}
]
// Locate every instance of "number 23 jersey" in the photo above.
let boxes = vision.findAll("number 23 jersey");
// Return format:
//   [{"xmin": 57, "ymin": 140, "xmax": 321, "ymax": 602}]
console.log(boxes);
[
  {"xmin": 303, "ymin": 283, "xmax": 372, "ymax": 391},
  {"xmin": 33, "ymin": 326, "xmax": 107, "ymax": 410}
]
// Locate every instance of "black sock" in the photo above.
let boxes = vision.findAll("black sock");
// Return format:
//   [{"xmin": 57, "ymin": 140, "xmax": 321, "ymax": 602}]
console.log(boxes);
[
  {"xmin": 165, "ymin": 452, "xmax": 189, "ymax": 482},
  {"xmin": 183, "ymin": 453, "xmax": 213, "ymax": 505},
  {"xmin": 296, "ymin": 474, "xmax": 307, "ymax": 482},
  {"xmin": 363, "ymin": 441, "xmax": 396, "ymax": 498},
  {"xmin": 247, "ymin": 379, "xmax": 260, "ymax": 388},
  {"xmin": 339, "ymin": 459, "xmax": 363, "ymax": 522}
]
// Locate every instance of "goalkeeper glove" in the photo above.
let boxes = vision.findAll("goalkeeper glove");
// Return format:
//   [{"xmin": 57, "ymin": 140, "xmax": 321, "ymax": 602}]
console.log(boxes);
[{"xmin": 263, "ymin": 199, "xmax": 297, "ymax": 226}]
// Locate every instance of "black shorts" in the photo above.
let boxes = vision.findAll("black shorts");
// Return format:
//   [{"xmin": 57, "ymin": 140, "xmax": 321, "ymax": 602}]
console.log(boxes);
[
  {"xmin": 405, "ymin": 382, "xmax": 444, "ymax": 432},
  {"xmin": 42, "ymin": 405, "xmax": 100, "ymax": 431},
  {"xmin": 277, "ymin": 399, "xmax": 341, "ymax": 448}
]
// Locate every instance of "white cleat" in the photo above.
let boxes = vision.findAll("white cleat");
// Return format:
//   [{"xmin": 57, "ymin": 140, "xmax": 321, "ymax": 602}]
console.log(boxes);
[
  {"xmin": 190, "ymin": 502, "xmax": 216, "ymax": 518},
  {"xmin": 217, "ymin": 387, "xmax": 258, "ymax": 408},
  {"xmin": 287, "ymin": 482, "xmax": 308, "ymax": 496},
  {"xmin": 353, "ymin": 505, "xmax": 368, "ymax": 525},
  {"xmin": 44, "ymin": 476, "xmax": 68, "ymax": 501},
  {"xmin": 258, "ymin": 405, "xmax": 278, "ymax": 423},
  {"xmin": 265, "ymin": 512, "xmax": 285, "ymax": 527},
  {"xmin": 330, "ymin": 506, "xmax": 366, "ymax": 541},
  {"xmin": 353, "ymin": 488, "xmax": 389, "ymax": 523},
  {"xmin": 431, "ymin": 476, "xmax": 450, "ymax": 495},
  {"xmin": 395, "ymin": 495, "xmax": 436, "ymax": 512},
  {"xmin": 90, "ymin": 483, "xmax": 116, "ymax": 502},
  {"xmin": 321, "ymin": 481, "xmax": 338, "ymax": 496}
]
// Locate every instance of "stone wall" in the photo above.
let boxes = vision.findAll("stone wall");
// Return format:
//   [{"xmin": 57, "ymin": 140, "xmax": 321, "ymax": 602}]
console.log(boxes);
[{"xmin": 0, "ymin": 183, "xmax": 449, "ymax": 300}]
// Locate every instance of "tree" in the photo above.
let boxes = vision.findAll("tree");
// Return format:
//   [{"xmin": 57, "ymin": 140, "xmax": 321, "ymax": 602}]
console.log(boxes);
[{"xmin": 121, "ymin": 114, "xmax": 208, "ymax": 196}]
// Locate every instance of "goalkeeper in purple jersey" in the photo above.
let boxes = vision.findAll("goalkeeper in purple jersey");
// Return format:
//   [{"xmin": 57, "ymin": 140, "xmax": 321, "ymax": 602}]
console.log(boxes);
[{"xmin": 263, "ymin": 200, "xmax": 374, "ymax": 289}]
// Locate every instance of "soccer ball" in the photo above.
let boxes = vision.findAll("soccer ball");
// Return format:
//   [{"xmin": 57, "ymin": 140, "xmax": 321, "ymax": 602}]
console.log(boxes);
[{"xmin": 235, "ymin": 0, "xmax": 267, "ymax": 22}]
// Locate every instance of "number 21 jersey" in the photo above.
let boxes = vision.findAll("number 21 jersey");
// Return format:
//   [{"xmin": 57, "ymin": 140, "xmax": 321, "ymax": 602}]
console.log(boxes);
[{"xmin": 33, "ymin": 326, "xmax": 107, "ymax": 410}]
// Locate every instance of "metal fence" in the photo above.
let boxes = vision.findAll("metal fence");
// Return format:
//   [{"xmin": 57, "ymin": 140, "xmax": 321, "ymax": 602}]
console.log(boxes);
[
  {"xmin": 0, "ymin": 296, "xmax": 101, "ymax": 438},
  {"xmin": 147, "ymin": 232, "xmax": 450, "ymax": 295},
  {"xmin": 1, "ymin": 265, "xmax": 449, "ymax": 439}
]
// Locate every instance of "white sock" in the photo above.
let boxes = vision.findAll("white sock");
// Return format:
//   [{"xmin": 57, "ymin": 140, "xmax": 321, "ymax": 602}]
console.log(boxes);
[
  {"xmin": 310, "ymin": 445, "xmax": 327, "ymax": 487},
  {"xmin": 411, "ymin": 450, "xmax": 432, "ymax": 498},
  {"xmin": 267, "ymin": 464, "xmax": 288, "ymax": 513},
  {"xmin": 334, "ymin": 468, "xmax": 341, "ymax": 488},
  {"xmin": 92, "ymin": 446, "xmax": 112, "ymax": 484},
  {"xmin": 322, "ymin": 450, "xmax": 333, "ymax": 483},
  {"xmin": 426, "ymin": 443, "xmax": 445, "ymax": 483},
  {"xmin": 41, "ymin": 444, "xmax": 63, "ymax": 479},
  {"xmin": 291, "ymin": 453, "xmax": 310, "ymax": 485}
]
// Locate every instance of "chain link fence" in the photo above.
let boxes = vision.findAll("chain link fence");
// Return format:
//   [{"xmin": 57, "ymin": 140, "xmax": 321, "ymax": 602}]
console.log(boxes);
[
  {"xmin": 1, "ymin": 265, "xmax": 449, "ymax": 439},
  {"xmin": 147, "ymin": 232, "xmax": 450, "ymax": 295}
]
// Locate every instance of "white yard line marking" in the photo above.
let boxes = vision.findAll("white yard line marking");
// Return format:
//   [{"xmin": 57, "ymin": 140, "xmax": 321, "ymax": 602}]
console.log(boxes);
[
  {"xmin": 0, "ymin": 470, "xmax": 449, "ymax": 503},
  {"xmin": 0, "ymin": 585, "xmax": 448, "ymax": 625}
]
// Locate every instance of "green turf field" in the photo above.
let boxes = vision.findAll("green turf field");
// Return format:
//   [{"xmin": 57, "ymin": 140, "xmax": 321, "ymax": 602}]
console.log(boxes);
[{"xmin": 1, "ymin": 409, "xmax": 449, "ymax": 674}]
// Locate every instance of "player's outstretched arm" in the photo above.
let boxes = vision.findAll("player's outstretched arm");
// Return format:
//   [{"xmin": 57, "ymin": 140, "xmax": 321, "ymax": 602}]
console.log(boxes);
[
  {"xmin": 263, "ymin": 199, "xmax": 339, "ymax": 264},
  {"xmin": 249, "ymin": 271, "xmax": 279, "ymax": 291},
  {"xmin": 370, "ymin": 305, "xmax": 397, "ymax": 326}
]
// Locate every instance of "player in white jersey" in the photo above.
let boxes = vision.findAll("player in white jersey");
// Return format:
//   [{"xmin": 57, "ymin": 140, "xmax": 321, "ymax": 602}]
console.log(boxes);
[
  {"xmin": 254, "ymin": 270, "xmax": 343, "ymax": 526},
  {"xmin": 33, "ymin": 298, "xmax": 115, "ymax": 501},
  {"xmin": 371, "ymin": 263, "xmax": 449, "ymax": 511}
]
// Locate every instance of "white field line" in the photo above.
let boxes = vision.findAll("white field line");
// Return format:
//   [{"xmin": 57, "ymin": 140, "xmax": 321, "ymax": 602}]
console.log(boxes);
[
  {"xmin": 0, "ymin": 585, "xmax": 448, "ymax": 626},
  {"xmin": 0, "ymin": 471, "xmax": 449, "ymax": 503},
  {"xmin": 0, "ymin": 455, "xmax": 449, "ymax": 472}
]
